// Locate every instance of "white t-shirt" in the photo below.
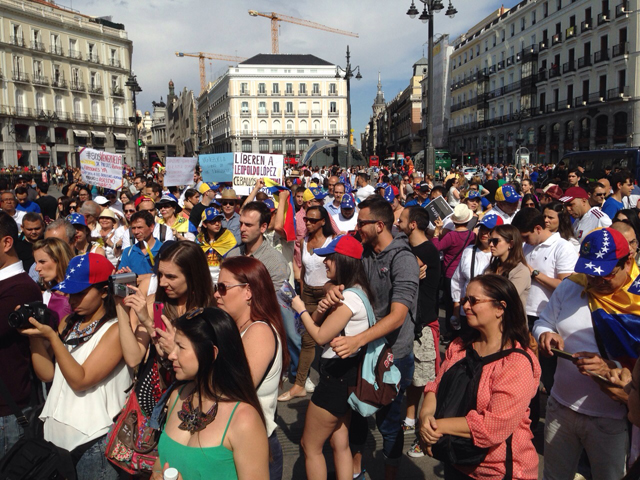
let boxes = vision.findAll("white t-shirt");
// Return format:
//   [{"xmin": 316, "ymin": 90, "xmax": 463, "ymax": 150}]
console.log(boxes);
[
  {"xmin": 451, "ymin": 246, "xmax": 492, "ymax": 316},
  {"xmin": 355, "ymin": 184, "xmax": 375, "ymax": 203},
  {"xmin": 573, "ymin": 207, "xmax": 612, "ymax": 243},
  {"xmin": 491, "ymin": 204, "xmax": 519, "ymax": 224},
  {"xmin": 332, "ymin": 211, "xmax": 358, "ymax": 233},
  {"xmin": 523, "ymin": 232, "xmax": 579, "ymax": 316},
  {"xmin": 533, "ymin": 280, "xmax": 627, "ymax": 419},
  {"xmin": 321, "ymin": 288, "xmax": 369, "ymax": 359}
]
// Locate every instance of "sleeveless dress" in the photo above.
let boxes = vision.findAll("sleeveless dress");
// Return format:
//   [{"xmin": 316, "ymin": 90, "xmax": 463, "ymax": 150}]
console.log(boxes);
[{"xmin": 158, "ymin": 391, "xmax": 240, "ymax": 480}]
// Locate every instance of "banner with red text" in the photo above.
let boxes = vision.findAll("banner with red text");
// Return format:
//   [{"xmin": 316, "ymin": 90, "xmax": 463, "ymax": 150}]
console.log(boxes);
[
  {"xmin": 232, "ymin": 153, "xmax": 284, "ymax": 195},
  {"xmin": 79, "ymin": 147, "xmax": 123, "ymax": 190}
]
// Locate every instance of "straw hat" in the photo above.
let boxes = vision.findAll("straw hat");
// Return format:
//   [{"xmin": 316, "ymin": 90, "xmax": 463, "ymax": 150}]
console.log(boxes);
[
  {"xmin": 451, "ymin": 204, "xmax": 473, "ymax": 224},
  {"xmin": 221, "ymin": 188, "xmax": 238, "ymax": 200}
]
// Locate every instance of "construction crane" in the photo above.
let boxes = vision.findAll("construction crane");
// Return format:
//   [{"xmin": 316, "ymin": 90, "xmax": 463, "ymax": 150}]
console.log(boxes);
[
  {"xmin": 248, "ymin": 10, "xmax": 358, "ymax": 54},
  {"xmin": 175, "ymin": 52, "xmax": 248, "ymax": 94}
]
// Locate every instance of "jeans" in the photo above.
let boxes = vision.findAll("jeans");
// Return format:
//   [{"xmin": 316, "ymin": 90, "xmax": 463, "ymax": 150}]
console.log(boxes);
[
  {"xmin": 75, "ymin": 435, "xmax": 118, "ymax": 480},
  {"xmin": 0, "ymin": 413, "xmax": 25, "ymax": 457},
  {"xmin": 280, "ymin": 304, "xmax": 301, "ymax": 377},
  {"xmin": 543, "ymin": 396, "xmax": 628, "ymax": 480},
  {"xmin": 350, "ymin": 354, "xmax": 415, "ymax": 467},
  {"xmin": 268, "ymin": 431, "xmax": 283, "ymax": 480}
]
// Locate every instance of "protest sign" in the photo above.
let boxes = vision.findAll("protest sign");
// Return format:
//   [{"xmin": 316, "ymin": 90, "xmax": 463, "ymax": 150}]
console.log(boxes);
[
  {"xmin": 232, "ymin": 153, "xmax": 284, "ymax": 195},
  {"xmin": 164, "ymin": 157, "xmax": 197, "ymax": 186},
  {"xmin": 199, "ymin": 153, "xmax": 234, "ymax": 183},
  {"xmin": 425, "ymin": 195, "xmax": 454, "ymax": 223},
  {"xmin": 79, "ymin": 147, "xmax": 123, "ymax": 190}
]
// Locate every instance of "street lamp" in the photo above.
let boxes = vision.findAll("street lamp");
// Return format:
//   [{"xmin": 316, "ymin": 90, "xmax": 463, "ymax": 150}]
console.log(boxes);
[
  {"xmin": 125, "ymin": 73, "xmax": 143, "ymax": 173},
  {"xmin": 38, "ymin": 110, "xmax": 59, "ymax": 166},
  {"xmin": 407, "ymin": 0, "xmax": 457, "ymax": 176},
  {"xmin": 335, "ymin": 46, "xmax": 362, "ymax": 170}
]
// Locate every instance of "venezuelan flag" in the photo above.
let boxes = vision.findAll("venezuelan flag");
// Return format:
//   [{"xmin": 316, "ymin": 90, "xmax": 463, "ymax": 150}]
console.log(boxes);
[
  {"xmin": 569, "ymin": 273, "xmax": 640, "ymax": 369},
  {"xmin": 263, "ymin": 178, "xmax": 297, "ymax": 242}
]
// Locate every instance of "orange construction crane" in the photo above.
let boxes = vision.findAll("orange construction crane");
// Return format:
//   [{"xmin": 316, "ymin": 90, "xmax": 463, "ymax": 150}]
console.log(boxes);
[
  {"xmin": 175, "ymin": 52, "xmax": 248, "ymax": 94},
  {"xmin": 248, "ymin": 10, "xmax": 358, "ymax": 54}
]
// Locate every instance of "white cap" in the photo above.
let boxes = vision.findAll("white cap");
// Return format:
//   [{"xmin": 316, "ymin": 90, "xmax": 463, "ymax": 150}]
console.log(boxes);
[
  {"xmin": 94, "ymin": 195, "xmax": 109, "ymax": 205},
  {"xmin": 163, "ymin": 467, "xmax": 179, "ymax": 480}
]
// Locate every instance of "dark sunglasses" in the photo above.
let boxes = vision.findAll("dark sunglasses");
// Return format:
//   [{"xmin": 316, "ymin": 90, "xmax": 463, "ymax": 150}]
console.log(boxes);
[
  {"xmin": 213, "ymin": 282, "xmax": 248, "ymax": 296},
  {"xmin": 69, "ymin": 205, "xmax": 77, "ymax": 209},
  {"xmin": 357, "ymin": 219, "xmax": 378, "ymax": 228},
  {"xmin": 124, "ymin": 209, "xmax": 136, "ymax": 214},
  {"xmin": 221, "ymin": 200, "xmax": 235, "ymax": 206},
  {"xmin": 303, "ymin": 217, "xmax": 322, "ymax": 224},
  {"xmin": 593, "ymin": 193, "xmax": 606, "ymax": 197},
  {"xmin": 488, "ymin": 238, "xmax": 501, "ymax": 246},
  {"xmin": 462, "ymin": 295, "xmax": 497, "ymax": 307}
]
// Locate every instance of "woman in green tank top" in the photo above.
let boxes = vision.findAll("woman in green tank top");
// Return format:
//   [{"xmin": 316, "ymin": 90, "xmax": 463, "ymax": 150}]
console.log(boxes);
[{"xmin": 151, "ymin": 308, "xmax": 269, "ymax": 480}]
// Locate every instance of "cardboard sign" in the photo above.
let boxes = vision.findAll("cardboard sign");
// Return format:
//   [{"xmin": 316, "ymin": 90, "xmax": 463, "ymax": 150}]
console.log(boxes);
[
  {"xmin": 199, "ymin": 153, "xmax": 234, "ymax": 183},
  {"xmin": 232, "ymin": 153, "xmax": 284, "ymax": 195},
  {"xmin": 79, "ymin": 147, "xmax": 123, "ymax": 190},
  {"xmin": 425, "ymin": 195, "xmax": 454, "ymax": 223},
  {"xmin": 164, "ymin": 157, "xmax": 197, "ymax": 186}
]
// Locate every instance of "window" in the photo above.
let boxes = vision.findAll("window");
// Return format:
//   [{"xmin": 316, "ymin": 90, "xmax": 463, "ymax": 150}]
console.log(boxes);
[
  {"xmin": 273, "ymin": 102, "xmax": 280, "ymax": 113},
  {"xmin": 241, "ymin": 101, "xmax": 249, "ymax": 113},
  {"xmin": 286, "ymin": 83, "xmax": 293, "ymax": 94},
  {"xmin": 329, "ymin": 120, "xmax": 337, "ymax": 133},
  {"xmin": 258, "ymin": 83, "xmax": 266, "ymax": 94},
  {"xmin": 11, "ymin": 23, "xmax": 23, "ymax": 45},
  {"xmin": 510, "ymin": 24, "xmax": 515, "ymax": 37},
  {"xmin": 299, "ymin": 140, "xmax": 309, "ymax": 151},
  {"xmin": 273, "ymin": 139, "xmax": 282, "ymax": 153},
  {"xmin": 91, "ymin": 100, "xmax": 100, "ymax": 121},
  {"xmin": 110, "ymin": 49, "xmax": 118, "ymax": 66},
  {"xmin": 36, "ymin": 92, "xmax": 45, "ymax": 114},
  {"xmin": 73, "ymin": 97, "xmax": 82, "ymax": 115},
  {"xmin": 272, "ymin": 83, "xmax": 279, "ymax": 94},
  {"xmin": 111, "ymin": 75, "xmax": 119, "ymax": 89},
  {"xmin": 241, "ymin": 83, "xmax": 248, "ymax": 94},
  {"xmin": 259, "ymin": 140, "xmax": 269, "ymax": 153},
  {"xmin": 543, "ymin": 1, "xmax": 549, "ymax": 17},
  {"xmin": 300, "ymin": 119, "xmax": 308, "ymax": 132},
  {"xmin": 242, "ymin": 140, "xmax": 252, "ymax": 152},
  {"xmin": 313, "ymin": 120, "xmax": 320, "ymax": 132},
  {"xmin": 299, "ymin": 83, "xmax": 307, "ymax": 94},
  {"xmin": 273, "ymin": 120, "xmax": 281, "ymax": 133},
  {"xmin": 312, "ymin": 83, "xmax": 320, "ymax": 94},
  {"xmin": 114, "ymin": 103, "xmax": 122, "ymax": 121},
  {"xmin": 55, "ymin": 95, "xmax": 64, "ymax": 114},
  {"xmin": 258, "ymin": 102, "xmax": 267, "ymax": 114},
  {"xmin": 90, "ymin": 72, "xmax": 99, "ymax": 90},
  {"xmin": 51, "ymin": 34, "xmax": 61, "ymax": 54},
  {"xmin": 286, "ymin": 102, "xmax": 293, "ymax": 113},
  {"xmin": 286, "ymin": 120, "xmax": 294, "ymax": 132},
  {"xmin": 329, "ymin": 83, "xmax": 337, "ymax": 94},
  {"xmin": 31, "ymin": 29, "xmax": 42, "ymax": 49},
  {"xmin": 286, "ymin": 139, "xmax": 296, "ymax": 152},
  {"xmin": 330, "ymin": 102, "xmax": 337, "ymax": 113},
  {"xmin": 556, "ymin": 0, "xmax": 562, "ymax": 10},
  {"xmin": 532, "ymin": 11, "xmax": 537, "ymax": 24},
  {"xmin": 521, "ymin": 18, "xmax": 526, "ymax": 31},
  {"xmin": 33, "ymin": 60, "xmax": 43, "ymax": 78},
  {"xmin": 12, "ymin": 55, "xmax": 23, "ymax": 75}
]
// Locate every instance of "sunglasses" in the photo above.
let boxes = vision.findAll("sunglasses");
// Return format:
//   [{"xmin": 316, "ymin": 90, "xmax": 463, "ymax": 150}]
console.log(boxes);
[
  {"xmin": 303, "ymin": 217, "xmax": 322, "ymax": 224},
  {"xmin": 488, "ymin": 238, "xmax": 501, "ymax": 246},
  {"xmin": 69, "ymin": 205, "xmax": 77, "ymax": 209},
  {"xmin": 356, "ymin": 219, "xmax": 378, "ymax": 228},
  {"xmin": 221, "ymin": 200, "xmax": 235, "ymax": 206},
  {"xmin": 462, "ymin": 295, "xmax": 497, "ymax": 307},
  {"xmin": 124, "ymin": 209, "xmax": 136, "ymax": 214},
  {"xmin": 593, "ymin": 193, "xmax": 606, "ymax": 197},
  {"xmin": 213, "ymin": 282, "xmax": 248, "ymax": 296}
]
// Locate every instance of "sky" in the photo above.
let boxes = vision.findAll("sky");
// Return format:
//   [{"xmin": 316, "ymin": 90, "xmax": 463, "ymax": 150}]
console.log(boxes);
[{"xmin": 70, "ymin": 0, "xmax": 506, "ymax": 148}]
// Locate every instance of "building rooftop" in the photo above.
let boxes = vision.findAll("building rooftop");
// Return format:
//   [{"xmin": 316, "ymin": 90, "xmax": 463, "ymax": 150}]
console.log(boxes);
[{"xmin": 240, "ymin": 54, "xmax": 333, "ymax": 66}]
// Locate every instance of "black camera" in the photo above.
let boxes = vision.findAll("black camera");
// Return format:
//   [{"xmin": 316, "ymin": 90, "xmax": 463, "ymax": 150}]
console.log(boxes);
[{"xmin": 9, "ymin": 301, "xmax": 52, "ymax": 329}]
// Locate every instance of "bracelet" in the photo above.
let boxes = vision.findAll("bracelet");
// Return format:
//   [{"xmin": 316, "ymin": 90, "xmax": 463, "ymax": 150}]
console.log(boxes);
[{"xmin": 295, "ymin": 309, "xmax": 308, "ymax": 320}]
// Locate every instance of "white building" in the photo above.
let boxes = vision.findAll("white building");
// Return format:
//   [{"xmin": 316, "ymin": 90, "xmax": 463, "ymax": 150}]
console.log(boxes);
[
  {"xmin": 198, "ymin": 54, "xmax": 348, "ymax": 156},
  {"xmin": 0, "ymin": 0, "xmax": 134, "ymax": 167}
]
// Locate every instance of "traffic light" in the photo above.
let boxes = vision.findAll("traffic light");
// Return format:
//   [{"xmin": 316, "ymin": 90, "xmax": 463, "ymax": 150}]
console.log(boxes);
[{"xmin": 137, "ymin": 139, "xmax": 143, "ymax": 147}]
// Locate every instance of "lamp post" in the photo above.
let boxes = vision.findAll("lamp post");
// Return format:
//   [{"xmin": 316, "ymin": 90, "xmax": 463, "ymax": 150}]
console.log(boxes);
[
  {"xmin": 38, "ymin": 110, "xmax": 58, "ymax": 167},
  {"xmin": 407, "ymin": 0, "xmax": 457, "ymax": 177},
  {"xmin": 125, "ymin": 73, "xmax": 142, "ymax": 173},
  {"xmin": 335, "ymin": 46, "xmax": 362, "ymax": 170}
]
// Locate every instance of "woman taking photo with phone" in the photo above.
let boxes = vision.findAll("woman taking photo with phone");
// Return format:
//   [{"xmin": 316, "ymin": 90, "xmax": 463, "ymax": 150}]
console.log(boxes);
[
  {"xmin": 152, "ymin": 307, "xmax": 269, "ymax": 480},
  {"xmin": 21, "ymin": 253, "xmax": 131, "ymax": 479}
]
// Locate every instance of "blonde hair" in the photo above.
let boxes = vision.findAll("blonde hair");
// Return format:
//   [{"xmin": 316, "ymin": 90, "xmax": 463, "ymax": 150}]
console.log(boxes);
[{"xmin": 32, "ymin": 238, "xmax": 74, "ymax": 289}]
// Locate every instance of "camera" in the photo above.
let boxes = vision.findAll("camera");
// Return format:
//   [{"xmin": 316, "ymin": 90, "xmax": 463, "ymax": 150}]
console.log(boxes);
[
  {"xmin": 9, "ymin": 302, "xmax": 52, "ymax": 329},
  {"xmin": 109, "ymin": 272, "xmax": 137, "ymax": 297}
]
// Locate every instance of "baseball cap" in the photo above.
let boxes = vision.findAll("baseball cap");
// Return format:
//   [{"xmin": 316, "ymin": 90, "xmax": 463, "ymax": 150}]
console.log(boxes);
[
  {"xmin": 134, "ymin": 196, "xmax": 155, "ymax": 208},
  {"xmin": 466, "ymin": 190, "xmax": 481, "ymax": 200},
  {"xmin": 202, "ymin": 207, "xmax": 223, "ymax": 223},
  {"xmin": 67, "ymin": 213, "xmax": 87, "ymax": 227},
  {"xmin": 419, "ymin": 182, "xmax": 431, "ymax": 192},
  {"xmin": 263, "ymin": 199, "xmax": 276, "ymax": 211},
  {"xmin": 52, "ymin": 253, "xmax": 114, "ymax": 294},
  {"xmin": 314, "ymin": 234, "xmax": 363, "ymax": 259},
  {"xmin": 198, "ymin": 182, "xmax": 219, "ymax": 195},
  {"xmin": 543, "ymin": 185, "xmax": 564, "ymax": 201},
  {"xmin": 575, "ymin": 228, "xmax": 630, "ymax": 276},
  {"xmin": 478, "ymin": 213, "xmax": 504, "ymax": 229},
  {"xmin": 495, "ymin": 185, "xmax": 521, "ymax": 203},
  {"xmin": 302, "ymin": 188, "xmax": 315, "ymax": 203},
  {"xmin": 94, "ymin": 195, "xmax": 109, "ymax": 206},
  {"xmin": 559, "ymin": 187, "xmax": 589, "ymax": 203},
  {"xmin": 383, "ymin": 185, "xmax": 395, "ymax": 203},
  {"xmin": 310, "ymin": 187, "xmax": 327, "ymax": 200},
  {"xmin": 376, "ymin": 182, "xmax": 388, "ymax": 190},
  {"xmin": 340, "ymin": 193, "xmax": 356, "ymax": 209}
]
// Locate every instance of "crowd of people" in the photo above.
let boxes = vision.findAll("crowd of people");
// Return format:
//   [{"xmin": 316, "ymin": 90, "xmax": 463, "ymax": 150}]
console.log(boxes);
[{"xmin": 0, "ymin": 158, "xmax": 638, "ymax": 480}]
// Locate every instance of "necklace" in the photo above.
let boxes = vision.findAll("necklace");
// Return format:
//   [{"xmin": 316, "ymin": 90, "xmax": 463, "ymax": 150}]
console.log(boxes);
[
  {"xmin": 177, "ymin": 393, "xmax": 218, "ymax": 435},
  {"xmin": 238, "ymin": 319, "xmax": 252, "ymax": 333}
]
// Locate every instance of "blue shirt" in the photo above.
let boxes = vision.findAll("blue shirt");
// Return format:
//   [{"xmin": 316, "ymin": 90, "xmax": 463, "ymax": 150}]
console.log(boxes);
[
  {"xmin": 118, "ymin": 239, "xmax": 163, "ymax": 275},
  {"xmin": 16, "ymin": 201, "xmax": 41, "ymax": 213},
  {"xmin": 601, "ymin": 197, "xmax": 623, "ymax": 220},
  {"xmin": 530, "ymin": 171, "xmax": 539, "ymax": 183},
  {"xmin": 221, "ymin": 212, "xmax": 241, "ymax": 244},
  {"xmin": 325, "ymin": 202, "xmax": 341, "ymax": 216}
]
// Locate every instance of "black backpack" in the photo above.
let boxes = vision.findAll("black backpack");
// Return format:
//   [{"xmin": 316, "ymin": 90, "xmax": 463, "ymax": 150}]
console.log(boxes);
[{"xmin": 431, "ymin": 346, "xmax": 533, "ymax": 479}]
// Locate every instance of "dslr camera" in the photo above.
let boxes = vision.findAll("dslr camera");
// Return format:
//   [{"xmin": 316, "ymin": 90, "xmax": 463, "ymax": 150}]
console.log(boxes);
[
  {"xmin": 109, "ymin": 272, "xmax": 137, "ymax": 298},
  {"xmin": 9, "ymin": 302, "xmax": 52, "ymax": 329}
]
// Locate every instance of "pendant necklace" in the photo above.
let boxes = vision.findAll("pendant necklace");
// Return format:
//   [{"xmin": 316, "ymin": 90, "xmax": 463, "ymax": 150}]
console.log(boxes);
[{"xmin": 177, "ymin": 393, "xmax": 218, "ymax": 435}]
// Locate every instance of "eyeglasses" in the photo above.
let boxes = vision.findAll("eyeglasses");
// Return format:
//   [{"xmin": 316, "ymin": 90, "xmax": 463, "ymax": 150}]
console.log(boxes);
[
  {"xmin": 303, "ymin": 217, "xmax": 322, "ymax": 224},
  {"xmin": 213, "ymin": 282, "xmax": 248, "ymax": 296},
  {"xmin": 488, "ymin": 238, "xmax": 501, "ymax": 246},
  {"xmin": 357, "ymin": 219, "xmax": 378, "ymax": 228},
  {"xmin": 462, "ymin": 295, "xmax": 497, "ymax": 307},
  {"xmin": 124, "ymin": 209, "xmax": 136, "ymax": 214}
]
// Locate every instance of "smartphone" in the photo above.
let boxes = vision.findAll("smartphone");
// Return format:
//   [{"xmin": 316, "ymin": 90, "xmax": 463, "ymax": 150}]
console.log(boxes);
[
  {"xmin": 586, "ymin": 370, "xmax": 619, "ymax": 387},
  {"xmin": 153, "ymin": 302, "xmax": 165, "ymax": 332},
  {"xmin": 550, "ymin": 347, "xmax": 576, "ymax": 361}
]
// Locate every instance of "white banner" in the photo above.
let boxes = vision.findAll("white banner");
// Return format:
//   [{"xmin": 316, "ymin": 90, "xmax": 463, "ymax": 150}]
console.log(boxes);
[
  {"xmin": 79, "ymin": 148, "xmax": 123, "ymax": 190},
  {"xmin": 164, "ymin": 156, "xmax": 197, "ymax": 187},
  {"xmin": 232, "ymin": 153, "xmax": 284, "ymax": 195}
]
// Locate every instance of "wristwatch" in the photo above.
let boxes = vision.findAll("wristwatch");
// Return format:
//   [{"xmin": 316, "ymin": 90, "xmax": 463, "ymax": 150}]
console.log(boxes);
[{"xmin": 531, "ymin": 269, "xmax": 540, "ymax": 279}]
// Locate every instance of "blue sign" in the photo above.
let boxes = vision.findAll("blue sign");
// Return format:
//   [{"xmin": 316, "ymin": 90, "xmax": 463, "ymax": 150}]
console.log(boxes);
[{"xmin": 199, "ymin": 153, "xmax": 233, "ymax": 182}]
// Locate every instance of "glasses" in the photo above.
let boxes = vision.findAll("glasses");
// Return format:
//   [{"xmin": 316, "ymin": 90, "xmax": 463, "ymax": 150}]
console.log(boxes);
[
  {"xmin": 221, "ymin": 200, "xmax": 235, "ymax": 206},
  {"xmin": 69, "ymin": 205, "xmax": 77, "ymax": 210},
  {"xmin": 124, "ymin": 209, "xmax": 136, "ymax": 214},
  {"xmin": 488, "ymin": 238, "xmax": 501, "ymax": 246},
  {"xmin": 356, "ymin": 219, "xmax": 378, "ymax": 228},
  {"xmin": 593, "ymin": 193, "xmax": 606, "ymax": 197},
  {"xmin": 303, "ymin": 217, "xmax": 322, "ymax": 224},
  {"xmin": 587, "ymin": 267, "xmax": 622, "ymax": 281},
  {"xmin": 213, "ymin": 283, "xmax": 248, "ymax": 296},
  {"xmin": 462, "ymin": 295, "xmax": 497, "ymax": 307}
]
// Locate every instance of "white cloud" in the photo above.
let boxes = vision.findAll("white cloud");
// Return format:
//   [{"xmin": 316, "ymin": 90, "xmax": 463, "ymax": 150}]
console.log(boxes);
[{"xmin": 74, "ymin": 0, "xmax": 505, "ymax": 148}]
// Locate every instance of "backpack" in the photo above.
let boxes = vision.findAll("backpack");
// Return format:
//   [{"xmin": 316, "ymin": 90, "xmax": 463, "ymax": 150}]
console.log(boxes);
[
  {"xmin": 129, "ymin": 223, "xmax": 167, "ymax": 245},
  {"xmin": 346, "ymin": 287, "xmax": 401, "ymax": 417},
  {"xmin": 431, "ymin": 346, "xmax": 533, "ymax": 479}
]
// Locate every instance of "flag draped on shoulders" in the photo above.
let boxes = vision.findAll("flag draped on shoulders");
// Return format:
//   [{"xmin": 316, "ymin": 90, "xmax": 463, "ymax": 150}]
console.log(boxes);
[{"xmin": 263, "ymin": 177, "xmax": 297, "ymax": 242}]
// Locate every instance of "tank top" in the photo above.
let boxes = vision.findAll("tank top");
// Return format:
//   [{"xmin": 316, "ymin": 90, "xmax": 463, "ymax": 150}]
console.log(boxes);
[
  {"xmin": 302, "ymin": 236, "xmax": 332, "ymax": 287},
  {"xmin": 158, "ymin": 391, "xmax": 240, "ymax": 480}
]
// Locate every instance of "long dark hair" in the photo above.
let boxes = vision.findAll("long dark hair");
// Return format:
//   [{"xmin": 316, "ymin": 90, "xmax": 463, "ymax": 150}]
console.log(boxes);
[
  {"xmin": 521, "ymin": 193, "xmax": 540, "ymax": 211},
  {"xmin": 614, "ymin": 209, "xmax": 640, "ymax": 243},
  {"xmin": 328, "ymin": 252, "xmax": 374, "ymax": 308},
  {"xmin": 543, "ymin": 201, "xmax": 575, "ymax": 241},
  {"xmin": 174, "ymin": 308, "xmax": 265, "ymax": 426},
  {"xmin": 305, "ymin": 205, "xmax": 334, "ymax": 238},
  {"xmin": 220, "ymin": 256, "xmax": 290, "ymax": 371},
  {"xmin": 155, "ymin": 241, "xmax": 216, "ymax": 320},
  {"xmin": 461, "ymin": 274, "xmax": 530, "ymax": 350},
  {"xmin": 57, "ymin": 195, "xmax": 72, "ymax": 218},
  {"xmin": 486, "ymin": 225, "xmax": 528, "ymax": 276}
]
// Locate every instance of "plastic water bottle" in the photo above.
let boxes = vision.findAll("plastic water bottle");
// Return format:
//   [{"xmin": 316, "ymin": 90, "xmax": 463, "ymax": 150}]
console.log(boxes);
[{"xmin": 164, "ymin": 467, "xmax": 179, "ymax": 480}]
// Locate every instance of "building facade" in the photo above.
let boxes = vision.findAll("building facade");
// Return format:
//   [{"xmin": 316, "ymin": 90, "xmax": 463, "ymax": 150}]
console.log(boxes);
[
  {"xmin": 166, "ymin": 83, "xmax": 197, "ymax": 157},
  {"xmin": 448, "ymin": 0, "xmax": 638, "ymax": 165},
  {"xmin": 0, "ymin": 0, "xmax": 134, "ymax": 167},
  {"xmin": 198, "ymin": 54, "xmax": 348, "ymax": 157}
]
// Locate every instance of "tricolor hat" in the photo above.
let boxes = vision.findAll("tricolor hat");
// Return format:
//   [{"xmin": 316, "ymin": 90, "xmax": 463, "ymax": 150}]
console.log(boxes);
[
  {"xmin": 310, "ymin": 187, "xmax": 327, "ymax": 200},
  {"xmin": 383, "ymin": 185, "xmax": 395, "ymax": 203},
  {"xmin": 198, "ymin": 182, "xmax": 219, "ymax": 195},
  {"xmin": 478, "ymin": 213, "xmax": 504, "ymax": 229},
  {"xmin": 495, "ymin": 185, "xmax": 521, "ymax": 203},
  {"xmin": 134, "ymin": 195, "xmax": 155, "ymax": 208},
  {"xmin": 466, "ymin": 190, "xmax": 481, "ymax": 200},
  {"xmin": 263, "ymin": 199, "xmax": 276, "ymax": 211},
  {"xmin": 67, "ymin": 213, "xmax": 87, "ymax": 227},
  {"xmin": 575, "ymin": 227, "xmax": 630, "ymax": 276},
  {"xmin": 302, "ymin": 188, "xmax": 315, "ymax": 203},
  {"xmin": 202, "ymin": 207, "xmax": 223, "ymax": 223},
  {"xmin": 376, "ymin": 182, "xmax": 388, "ymax": 190},
  {"xmin": 52, "ymin": 253, "xmax": 114, "ymax": 294},
  {"xmin": 340, "ymin": 193, "xmax": 356, "ymax": 209},
  {"xmin": 560, "ymin": 186, "xmax": 589, "ymax": 203},
  {"xmin": 314, "ymin": 234, "xmax": 363, "ymax": 259}
]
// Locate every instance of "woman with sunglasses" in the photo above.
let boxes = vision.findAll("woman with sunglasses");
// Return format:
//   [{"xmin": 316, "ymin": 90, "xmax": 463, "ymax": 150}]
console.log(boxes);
[
  {"xmin": 213, "ymin": 256, "xmax": 289, "ymax": 480},
  {"xmin": 542, "ymin": 201, "xmax": 580, "ymax": 252},
  {"xmin": 290, "ymin": 235, "xmax": 373, "ymax": 480},
  {"xmin": 279, "ymin": 205, "xmax": 334, "ymax": 403},
  {"xmin": 151, "ymin": 308, "xmax": 269, "ymax": 480},
  {"xmin": 156, "ymin": 195, "xmax": 193, "ymax": 241},
  {"xmin": 56, "ymin": 195, "xmax": 72, "ymax": 219},
  {"xmin": 486, "ymin": 225, "xmax": 531, "ymax": 309},
  {"xmin": 67, "ymin": 213, "xmax": 106, "ymax": 257},
  {"xmin": 21, "ymin": 254, "xmax": 131, "ymax": 479},
  {"xmin": 419, "ymin": 274, "xmax": 541, "ymax": 480}
]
